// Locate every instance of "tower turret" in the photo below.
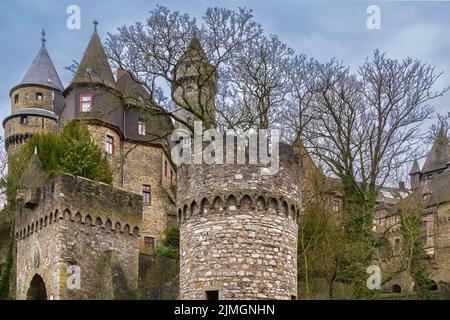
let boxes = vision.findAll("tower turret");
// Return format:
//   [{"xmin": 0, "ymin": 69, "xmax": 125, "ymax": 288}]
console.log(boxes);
[
  {"xmin": 409, "ymin": 159, "xmax": 421, "ymax": 190},
  {"xmin": 173, "ymin": 31, "xmax": 218, "ymax": 130},
  {"xmin": 177, "ymin": 144, "xmax": 300, "ymax": 300},
  {"xmin": 3, "ymin": 30, "xmax": 63, "ymax": 154}
]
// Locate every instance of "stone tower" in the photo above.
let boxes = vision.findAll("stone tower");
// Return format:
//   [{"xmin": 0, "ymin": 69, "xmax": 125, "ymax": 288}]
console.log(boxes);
[
  {"xmin": 3, "ymin": 31, "xmax": 64, "ymax": 154},
  {"xmin": 177, "ymin": 144, "xmax": 300, "ymax": 300},
  {"xmin": 173, "ymin": 32, "xmax": 218, "ymax": 130}
]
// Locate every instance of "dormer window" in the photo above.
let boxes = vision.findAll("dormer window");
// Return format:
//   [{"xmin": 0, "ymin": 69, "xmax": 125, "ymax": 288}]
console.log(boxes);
[
  {"xmin": 36, "ymin": 92, "xmax": 43, "ymax": 101},
  {"xmin": 47, "ymin": 78, "xmax": 52, "ymax": 84},
  {"xmin": 80, "ymin": 94, "xmax": 92, "ymax": 113},
  {"xmin": 138, "ymin": 121, "xmax": 146, "ymax": 136}
]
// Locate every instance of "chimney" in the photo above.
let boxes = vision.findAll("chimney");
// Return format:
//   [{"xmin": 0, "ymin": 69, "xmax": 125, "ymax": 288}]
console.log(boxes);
[
  {"xmin": 116, "ymin": 68, "xmax": 126, "ymax": 80},
  {"xmin": 398, "ymin": 181, "xmax": 406, "ymax": 190}
]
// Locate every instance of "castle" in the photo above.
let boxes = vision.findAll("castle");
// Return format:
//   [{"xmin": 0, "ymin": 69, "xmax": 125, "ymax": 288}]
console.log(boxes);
[{"xmin": 4, "ymin": 25, "xmax": 300, "ymax": 300}]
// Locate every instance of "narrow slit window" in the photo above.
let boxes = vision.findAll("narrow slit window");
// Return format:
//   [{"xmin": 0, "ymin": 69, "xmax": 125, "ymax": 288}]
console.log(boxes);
[
  {"xmin": 106, "ymin": 135, "xmax": 114, "ymax": 155},
  {"xmin": 20, "ymin": 116, "xmax": 28, "ymax": 125},
  {"xmin": 143, "ymin": 185, "xmax": 151, "ymax": 206}
]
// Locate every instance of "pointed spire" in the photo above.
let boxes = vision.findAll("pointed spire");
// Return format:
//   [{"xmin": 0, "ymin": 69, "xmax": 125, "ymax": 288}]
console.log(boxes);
[
  {"xmin": 17, "ymin": 32, "xmax": 64, "ymax": 92},
  {"xmin": 409, "ymin": 159, "xmax": 421, "ymax": 175},
  {"xmin": 422, "ymin": 129, "xmax": 450, "ymax": 173},
  {"xmin": 71, "ymin": 21, "xmax": 116, "ymax": 89},
  {"xmin": 183, "ymin": 29, "xmax": 209, "ymax": 62},
  {"xmin": 93, "ymin": 20, "xmax": 98, "ymax": 34}
]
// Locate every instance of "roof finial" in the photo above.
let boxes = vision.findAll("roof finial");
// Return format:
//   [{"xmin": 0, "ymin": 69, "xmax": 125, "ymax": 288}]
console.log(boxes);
[
  {"xmin": 93, "ymin": 20, "xmax": 99, "ymax": 34},
  {"xmin": 41, "ymin": 29, "xmax": 46, "ymax": 47}
]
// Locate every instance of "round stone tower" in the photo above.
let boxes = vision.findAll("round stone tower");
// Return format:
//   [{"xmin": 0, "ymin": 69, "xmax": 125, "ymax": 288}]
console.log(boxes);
[
  {"xmin": 177, "ymin": 144, "xmax": 300, "ymax": 300},
  {"xmin": 3, "ymin": 30, "xmax": 63, "ymax": 154}
]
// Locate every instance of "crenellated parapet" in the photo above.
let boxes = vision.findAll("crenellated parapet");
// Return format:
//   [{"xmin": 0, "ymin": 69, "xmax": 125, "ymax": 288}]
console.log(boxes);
[{"xmin": 177, "ymin": 192, "xmax": 300, "ymax": 224}]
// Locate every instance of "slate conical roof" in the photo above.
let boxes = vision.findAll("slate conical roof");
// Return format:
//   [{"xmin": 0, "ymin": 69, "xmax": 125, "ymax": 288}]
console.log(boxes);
[
  {"xmin": 72, "ymin": 24, "xmax": 116, "ymax": 89},
  {"xmin": 422, "ymin": 129, "xmax": 450, "ymax": 173},
  {"xmin": 19, "ymin": 36, "xmax": 64, "ymax": 92},
  {"xmin": 409, "ymin": 159, "xmax": 421, "ymax": 175}
]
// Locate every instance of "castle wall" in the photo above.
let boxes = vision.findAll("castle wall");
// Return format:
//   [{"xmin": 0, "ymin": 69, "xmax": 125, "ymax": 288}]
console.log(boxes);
[{"xmin": 15, "ymin": 174, "xmax": 142, "ymax": 300}]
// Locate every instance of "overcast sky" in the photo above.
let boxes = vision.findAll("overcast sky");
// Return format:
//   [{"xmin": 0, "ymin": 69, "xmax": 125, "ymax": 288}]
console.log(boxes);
[{"xmin": 0, "ymin": 0, "xmax": 449, "ymax": 153}]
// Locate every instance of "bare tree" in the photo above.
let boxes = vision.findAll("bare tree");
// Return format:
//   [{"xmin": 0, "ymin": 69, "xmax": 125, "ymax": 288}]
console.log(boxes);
[
  {"xmin": 216, "ymin": 34, "xmax": 293, "ymax": 131},
  {"xmin": 427, "ymin": 111, "xmax": 450, "ymax": 143},
  {"xmin": 305, "ymin": 50, "xmax": 446, "ymax": 209},
  {"xmin": 105, "ymin": 5, "xmax": 262, "ymax": 132}
]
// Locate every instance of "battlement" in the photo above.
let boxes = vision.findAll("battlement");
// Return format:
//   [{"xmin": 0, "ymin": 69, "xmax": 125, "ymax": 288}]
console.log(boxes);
[
  {"xmin": 177, "ymin": 143, "xmax": 301, "ymax": 204},
  {"xmin": 15, "ymin": 174, "xmax": 142, "ymax": 240}
]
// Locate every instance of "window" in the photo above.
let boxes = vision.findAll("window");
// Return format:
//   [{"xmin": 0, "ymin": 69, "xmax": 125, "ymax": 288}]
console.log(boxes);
[
  {"xmin": 332, "ymin": 199, "xmax": 341, "ymax": 213},
  {"xmin": 80, "ymin": 94, "xmax": 92, "ymax": 112},
  {"xmin": 105, "ymin": 135, "xmax": 114, "ymax": 155},
  {"xmin": 144, "ymin": 236, "xmax": 155, "ymax": 249},
  {"xmin": 14, "ymin": 94, "xmax": 19, "ymax": 104},
  {"xmin": 420, "ymin": 221, "xmax": 427, "ymax": 245},
  {"xmin": 138, "ymin": 121, "xmax": 146, "ymax": 136},
  {"xmin": 36, "ymin": 92, "xmax": 43, "ymax": 101},
  {"xmin": 394, "ymin": 238, "xmax": 400, "ymax": 251},
  {"xmin": 205, "ymin": 290, "xmax": 219, "ymax": 301},
  {"xmin": 165, "ymin": 160, "xmax": 168, "ymax": 178},
  {"xmin": 143, "ymin": 185, "xmax": 151, "ymax": 206},
  {"xmin": 20, "ymin": 116, "xmax": 28, "ymax": 125}
]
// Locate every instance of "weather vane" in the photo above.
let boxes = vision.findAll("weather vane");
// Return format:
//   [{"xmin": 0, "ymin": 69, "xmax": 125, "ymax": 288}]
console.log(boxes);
[
  {"xmin": 93, "ymin": 20, "xmax": 99, "ymax": 33},
  {"xmin": 41, "ymin": 29, "xmax": 46, "ymax": 46}
]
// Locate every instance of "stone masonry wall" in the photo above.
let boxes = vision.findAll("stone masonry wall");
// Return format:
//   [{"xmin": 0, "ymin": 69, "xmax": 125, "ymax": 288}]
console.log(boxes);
[
  {"xmin": 15, "ymin": 174, "xmax": 142, "ymax": 300},
  {"xmin": 10, "ymin": 86, "xmax": 55, "ymax": 113},
  {"xmin": 122, "ymin": 141, "xmax": 176, "ymax": 249},
  {"xmin": 178, "ymin": 144, "xmax": 300, "ymax": 300}
]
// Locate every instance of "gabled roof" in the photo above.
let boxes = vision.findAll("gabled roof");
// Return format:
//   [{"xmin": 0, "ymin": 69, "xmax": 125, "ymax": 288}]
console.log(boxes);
[
  {"xmin": 19, "ymin": 40, "xmax": 64, "ymax": 93},
  {"xmin": 72, "ymin": 26, "xmax": 116, "ymax": 89},
  {"xmin": 409, "ymin": 159, "xmax": 421, "ymax": 175},
  {"xmin": 422, "ymin": 129, "xmax": 450, "ymax": 173}
]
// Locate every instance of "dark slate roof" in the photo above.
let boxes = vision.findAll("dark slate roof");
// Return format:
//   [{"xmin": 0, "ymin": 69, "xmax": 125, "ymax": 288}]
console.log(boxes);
[
  {"xmin": 3, "ymin": 108, "xmax": 58, "ymax": 127},
  {"xmin": 72, "ymin": 28, "xmax": 116, "ymax": 89},
  {"xmin": 116, "ymin": 72, "xmax": 174, "ymax": 141},
  {"xmin": 19, "ymin": 44, "xmax": 64, "ymax": 92},
  {"xmin": 409, "ymin": 160, "xmax": 421, "ymax": 174},
  {"xmin": 409, "ymin": 169, "xmax": 450, "ymax": 207},
  {"xmin": 422, "ymin": 130, "xmax": 450, "ymax": 173}
]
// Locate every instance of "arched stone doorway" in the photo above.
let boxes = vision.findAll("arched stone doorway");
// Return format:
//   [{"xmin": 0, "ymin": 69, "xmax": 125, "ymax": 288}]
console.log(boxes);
[
  {"xmin": 26, "ymin": 274, "xmax": 47, "ymax": 300},
  {"xmin": 392, "ymin": 284, "xmax": 402, "ymax": 293}
]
